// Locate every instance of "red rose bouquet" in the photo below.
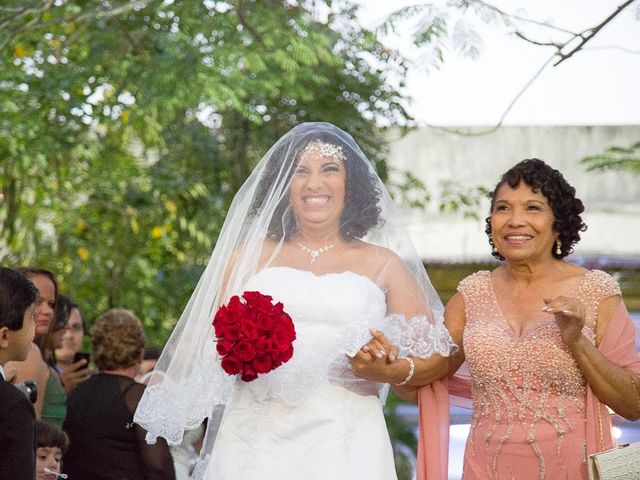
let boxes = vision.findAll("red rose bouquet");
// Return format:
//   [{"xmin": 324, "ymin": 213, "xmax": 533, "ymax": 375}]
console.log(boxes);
[{"xmin": 212, "ymin": 291, "xmax": 296, "ymax": 382}]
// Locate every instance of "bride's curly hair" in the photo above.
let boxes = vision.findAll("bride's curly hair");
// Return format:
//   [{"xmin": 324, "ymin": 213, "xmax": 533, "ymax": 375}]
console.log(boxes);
[
  {"xmin": 251, "ymin": 129, "xmax": 382, "ymax": 241},
  {"xmin": 485, "ymin": 158, "xmax": 587, "ymax": 260}
]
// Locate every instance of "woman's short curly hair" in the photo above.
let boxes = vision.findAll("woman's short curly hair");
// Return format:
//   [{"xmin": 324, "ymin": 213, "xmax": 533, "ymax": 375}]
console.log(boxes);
[
  {"xmin": 251, "ymin": 129, "xmax": 382, "ymax": 241},
  {"xmin": 91, "ymin": 308, "xmax": 145, "ymax": 371},
  {"xmin": 485, "ymin": 158, "xmax": 587, "ymax": 260}
]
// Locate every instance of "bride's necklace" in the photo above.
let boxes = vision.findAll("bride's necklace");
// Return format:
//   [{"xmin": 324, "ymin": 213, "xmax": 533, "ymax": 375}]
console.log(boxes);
[{"xmin": 296, "ymin": 241, "xmax": 335, "ymax": 264}]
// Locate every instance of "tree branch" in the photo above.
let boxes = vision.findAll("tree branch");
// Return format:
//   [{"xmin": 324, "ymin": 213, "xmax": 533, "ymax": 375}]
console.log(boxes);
[
  {"xmin": 553, "ymin": 0, "xmax": 637, "ymax": 66},
  {"xmin": 428, "ymin": 54, "xmax": 556, "ymax": 137},
  {"xmin": 0, "ymin": 0, "xmax": 54, "ymax": 31},
  {"xmin": 514, "ymin": 31, "xmax": 561, "ymax": 48},
  {"xmin": 235, "ymin": 0, "xmax": 266, "ymax": 48},
  {"xmin": 473, "ymin": 0, "xmax": 578, "ymax": 36},
  {"xmin": 426, "ymin": 0, "xmax": 638, "ymax": 136},
  {"xmin": 70, "ymin": 1, "xmax": 149, "ymax": 25}
]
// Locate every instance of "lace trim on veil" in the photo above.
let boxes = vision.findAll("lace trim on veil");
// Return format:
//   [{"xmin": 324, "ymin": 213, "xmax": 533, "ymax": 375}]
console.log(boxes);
[
  {"xmin": 343, "ymin": 313, "xmax": 458, "ymax": 359},
  {"xmin": 135, "ymin": 347, "xmax": 235, "ymax": 446}
]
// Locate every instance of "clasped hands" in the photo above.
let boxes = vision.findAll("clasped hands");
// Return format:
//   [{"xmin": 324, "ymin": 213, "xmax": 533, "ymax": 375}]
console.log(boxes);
[{"xmin": 348, "ymin": 329, "xmax": 406, "ymax": 384}]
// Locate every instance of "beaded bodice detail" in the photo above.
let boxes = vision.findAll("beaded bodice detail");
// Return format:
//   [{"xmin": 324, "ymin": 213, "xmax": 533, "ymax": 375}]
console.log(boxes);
[{"xmin": 459, "ymin": 269, "xmax": 621, "ymax": 478}]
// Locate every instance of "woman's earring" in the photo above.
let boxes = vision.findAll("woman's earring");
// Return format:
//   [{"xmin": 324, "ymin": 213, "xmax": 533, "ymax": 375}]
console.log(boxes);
[{"xmin": 555, "ymin": 239, "xmax": 562, "ymax": 256}]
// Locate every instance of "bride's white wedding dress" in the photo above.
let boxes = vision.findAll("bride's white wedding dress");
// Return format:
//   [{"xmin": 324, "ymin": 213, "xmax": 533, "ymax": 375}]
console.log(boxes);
[{"xmin": 203, "ymin": 266, "xmax": 398, "ymax": 480}]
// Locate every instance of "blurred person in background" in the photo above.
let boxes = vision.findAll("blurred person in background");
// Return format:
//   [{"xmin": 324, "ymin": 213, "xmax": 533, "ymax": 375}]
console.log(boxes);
[
  {"xmin": 135, "ymin": 345, "xmax": 162, "ymax": 384},
  {"xmin": 63, "ymin": 308, "xmax": 175, "ymax": 480},
  {"xmin": 52, "ymin": 295, "xmax": 92, "ymax": 393},
  {"xmin": 9, "ymin": 267, "xmax": 67, "ymax": 427}
]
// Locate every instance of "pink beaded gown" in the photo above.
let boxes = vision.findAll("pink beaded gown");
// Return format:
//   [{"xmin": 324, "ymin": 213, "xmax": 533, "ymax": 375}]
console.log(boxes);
[{"xmin": 458, "ymin": 269, "xmax": 621, "ymax": 480}]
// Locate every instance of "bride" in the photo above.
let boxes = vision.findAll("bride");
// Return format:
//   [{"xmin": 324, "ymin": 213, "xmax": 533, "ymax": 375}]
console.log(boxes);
[{"xmin": 134, "ymin": 122, "xmax": 456, "ymax": 479}]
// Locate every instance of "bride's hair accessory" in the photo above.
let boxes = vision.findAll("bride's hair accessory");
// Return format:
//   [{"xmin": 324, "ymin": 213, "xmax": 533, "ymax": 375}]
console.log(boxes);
[
  {"xmin": 395, "ymin": 357, "xmax": 415, "ymax": 386},
  {"xmin": 296, "ymin": 241, "xmax": 335, "ymax": 264},
  {"xmin": 301, "ymin": 139, "xmax": 346, "ymax": 162}
]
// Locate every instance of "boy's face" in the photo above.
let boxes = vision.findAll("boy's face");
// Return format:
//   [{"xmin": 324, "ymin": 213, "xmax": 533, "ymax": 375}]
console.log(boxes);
[
  {"xmin": 36, "ymin": 445, "xmax": 63, "ymax": 480},
  {"xmin": 15, "ymin": 304, "xmax": 36, "ymax": 361},
  {"xmin": 3, "ymin": 304, "xmax": 36, "ymax": 363}
]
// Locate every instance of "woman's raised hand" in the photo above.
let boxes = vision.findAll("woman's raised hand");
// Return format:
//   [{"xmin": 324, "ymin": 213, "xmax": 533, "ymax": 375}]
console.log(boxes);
[{"xmin": 543, "ymin": 296, "xmax": 586, "ymax": 346}]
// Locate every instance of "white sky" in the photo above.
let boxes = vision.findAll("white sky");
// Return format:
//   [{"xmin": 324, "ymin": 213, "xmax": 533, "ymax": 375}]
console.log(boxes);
[{"xmin": 356, "ymin": 0, "xmax": 640, "ymax": 126}]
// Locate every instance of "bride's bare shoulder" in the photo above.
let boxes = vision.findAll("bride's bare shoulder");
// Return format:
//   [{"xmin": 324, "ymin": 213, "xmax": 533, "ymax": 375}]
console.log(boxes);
[{"xmin": 348, "ymin": 240, "xmax": 404, "ymax": 272}]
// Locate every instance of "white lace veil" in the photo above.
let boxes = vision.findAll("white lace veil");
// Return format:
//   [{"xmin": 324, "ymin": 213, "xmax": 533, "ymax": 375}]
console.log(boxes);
[{"xmin": 134, "ymin": 122, "xmax": 455, "ymax": 471}]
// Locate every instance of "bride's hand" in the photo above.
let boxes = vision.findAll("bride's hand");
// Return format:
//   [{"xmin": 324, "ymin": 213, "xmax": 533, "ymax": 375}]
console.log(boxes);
[
  {"xmin": 359, "ymin": 329, "xmax": 399, "ymax": 361},
  {"xmin": 349, "ymin": 330, "xmax": 404, "ymax": 383}
]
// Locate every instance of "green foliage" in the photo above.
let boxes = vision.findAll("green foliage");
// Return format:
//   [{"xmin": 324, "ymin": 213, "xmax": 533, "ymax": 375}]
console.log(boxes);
[
  {"xmin": 385, "ymin": 392, "xmax": 418, "ymax": 480},
  {"xmin": 0, "ymin": 0, "xmax": 413, "ymax": 344},
  {"xmin": 438, "ymin": 180, "xmax": 489, "ymax": 219},
  {"xmin": 378, "ymin": 0, "xmax": 502, "ymax": 70},
  {"xmin": 581, "ymin": 142, "xmax": 640, "ymax": 175}
]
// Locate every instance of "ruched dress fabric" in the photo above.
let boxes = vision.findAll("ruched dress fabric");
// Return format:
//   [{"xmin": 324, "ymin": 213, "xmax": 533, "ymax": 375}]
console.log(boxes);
[
  {"xmin": 458, "ymin": 270, "xmax": 621, "ymax": 480},
  {"xmin": 203, "ymin": 266, "xmax": 398, "ymax": 480}
]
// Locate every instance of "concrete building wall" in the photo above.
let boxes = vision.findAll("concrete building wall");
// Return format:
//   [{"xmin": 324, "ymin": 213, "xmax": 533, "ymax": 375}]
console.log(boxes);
[{"xmin": 386, "ymin": 125, "xmax": 640, "ymax": 262}]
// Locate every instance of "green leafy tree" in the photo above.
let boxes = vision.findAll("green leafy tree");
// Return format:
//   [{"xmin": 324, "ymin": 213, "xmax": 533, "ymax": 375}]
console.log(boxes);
[
  {"xmin": 581, "ymin": 142, "xmax": 640, "ymax": 175},
  {"xmin": 0, "ymin": 0, "xmax": 412, "ymax": 344}
]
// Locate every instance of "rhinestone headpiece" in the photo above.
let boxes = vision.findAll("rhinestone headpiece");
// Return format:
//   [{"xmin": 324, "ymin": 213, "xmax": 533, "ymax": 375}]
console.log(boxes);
[{"xmin": 301, "ymin": 139, "xmax": 346, "ymax": 162}]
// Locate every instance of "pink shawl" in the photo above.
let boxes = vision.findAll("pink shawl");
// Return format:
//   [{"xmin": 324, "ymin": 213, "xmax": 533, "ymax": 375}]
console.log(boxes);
[{"xmin": 416, "ymin": 300, "xmax": 640, "ymax": 480}]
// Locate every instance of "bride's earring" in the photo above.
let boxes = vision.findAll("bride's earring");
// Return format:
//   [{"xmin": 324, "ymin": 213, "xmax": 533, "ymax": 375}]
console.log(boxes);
[{"xmin": 555, "ymin": 239, "xmax": 562, "ymax": 256}]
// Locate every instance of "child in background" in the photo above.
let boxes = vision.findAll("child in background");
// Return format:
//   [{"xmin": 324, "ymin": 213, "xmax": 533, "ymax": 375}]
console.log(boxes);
[
  {"xmin": 0, "ymin": 267, "xmax": 38, "ymax": 479},
  {"xmin": 35, "ymin": 420, "xmax": 69, "ymax": 480}
]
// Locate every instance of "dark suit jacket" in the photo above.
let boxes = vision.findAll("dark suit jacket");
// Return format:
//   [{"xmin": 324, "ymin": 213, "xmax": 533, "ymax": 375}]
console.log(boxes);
[{"xmin": 0, "ymin": 375, "xmax": 35, "ymax": 480}]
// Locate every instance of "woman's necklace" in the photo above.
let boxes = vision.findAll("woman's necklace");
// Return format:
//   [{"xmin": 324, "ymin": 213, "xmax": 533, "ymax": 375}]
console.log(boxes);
[{"xmin": 296, "ymin": 241, "xmax": 335, "ymax": 264}]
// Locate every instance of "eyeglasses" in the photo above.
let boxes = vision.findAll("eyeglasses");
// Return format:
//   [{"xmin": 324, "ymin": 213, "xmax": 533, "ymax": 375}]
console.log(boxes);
[{"xmin": 53, "ymin": 323, "xmax": 83, "ymax": 333}]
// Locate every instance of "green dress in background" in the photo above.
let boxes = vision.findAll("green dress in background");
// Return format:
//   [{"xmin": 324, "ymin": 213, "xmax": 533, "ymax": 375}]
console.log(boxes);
[{"xmin": 41, "ymin": 368, "xmax": 66, "ymax": 428}]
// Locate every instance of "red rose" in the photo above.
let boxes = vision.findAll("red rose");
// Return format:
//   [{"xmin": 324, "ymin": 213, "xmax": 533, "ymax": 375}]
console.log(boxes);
[
  {"xmin": 241, "ymin": 363, "xmax": 258, "ymax": 382},
  {"xmin": 273, "ymin": 345, "xmax": 294, "ymax": 364},
  {"xmin": 227, "ymin": 295, "xmax": 245, "ymax": 319},
  {"xmin": 213, "ymin": 306, "xmax": 232, "ymax": 337},
  {"xmin": 234, "ymin": 339, "xmax": 256, "ymax": 362},
  {"xmin": 254, "ymin": 336, "xmax": 273, "ymax": 354},
  {"xmin": 255, "ymin": 296, "xmax": 277, "ymax": 316},
  {"xmin": 251, "ymin": 354, "xmax": 273, "ymax": 374},
  {"xmin": 256, "ymin": 312, "xmax": 276, "ymax": 333},
  {"xmin": 216, "ymin": 338, "xmax": 234, "ymax": 356},
  {"xmin": 280, "ymin": 313, "xmax": 296, "ymax": 340},
  {"xmin": 240, "ymin": 318, "xmax": 259, "ymax": 340},
  {"xmin": 224, "ymin": 324, "xmax": 243, "ymax": 342},
  {"xmin": 272, "ymin": 325, "xmax": 294, "ymax": 351},
  {"xmin": 220, "ymin": 354, "xmax": 243, "ymax": 375},
  {"xmin": 243, "ymin": 291, "xmax": 271, "ymax": 303}
]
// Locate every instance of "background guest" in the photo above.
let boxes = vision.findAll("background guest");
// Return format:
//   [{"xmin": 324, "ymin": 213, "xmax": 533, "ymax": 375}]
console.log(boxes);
[
  {"xmin": 52, "ymin": 295, "xmax": 92, "ymax": 393},
  {"xmin": 34, "ymin": 420, "xmax": 69, "ymax": 480},
  {"xmin": 135, "ymin": 345, "xmax": 162, "ymax": 384},
  {"xmin": 8, "ymin": 267, "xmax": 65, "ymax": 426},
  {"xmin": 63, "ymin": 308, "xmax": 175, "ymax": 479}
]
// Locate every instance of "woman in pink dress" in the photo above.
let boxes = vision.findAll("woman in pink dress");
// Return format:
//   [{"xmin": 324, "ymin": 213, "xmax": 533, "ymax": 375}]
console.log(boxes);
[{"xmin": 354, "ymin": 159, "xmax": 640, "ymax": 479}]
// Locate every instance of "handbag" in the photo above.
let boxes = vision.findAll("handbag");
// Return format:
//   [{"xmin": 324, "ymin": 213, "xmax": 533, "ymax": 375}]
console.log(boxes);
[
  {"xmin": 588, "ymin": 375, "xmax": 640, "ymax": 480},
  {"xmin": 588, "ymin": 442, "xmax": 640, "ymax": 480}
]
